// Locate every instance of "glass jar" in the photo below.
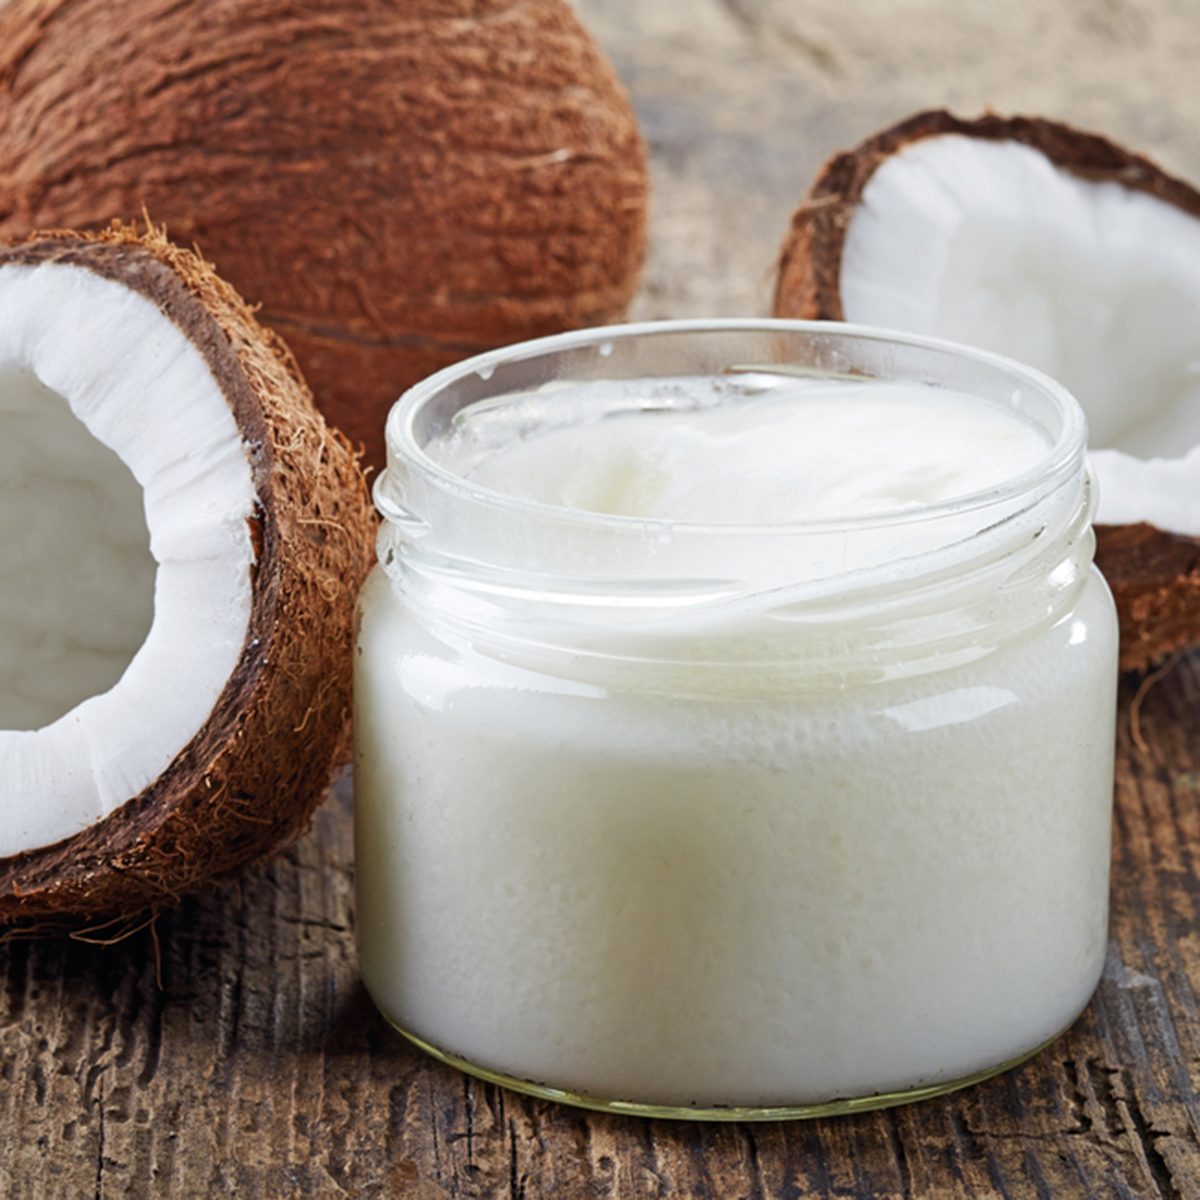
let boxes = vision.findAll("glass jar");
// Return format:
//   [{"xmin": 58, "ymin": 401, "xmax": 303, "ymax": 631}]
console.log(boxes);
[{"xmin": 354, "ymin": 320, "xmax": 1118, "ymax": 1120}]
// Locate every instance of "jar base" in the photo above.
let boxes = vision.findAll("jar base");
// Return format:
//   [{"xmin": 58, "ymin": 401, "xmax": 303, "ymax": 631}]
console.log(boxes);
[{"xmin": 385, "ymin": 1019, "xmax": 1070, "ymax": 1122}]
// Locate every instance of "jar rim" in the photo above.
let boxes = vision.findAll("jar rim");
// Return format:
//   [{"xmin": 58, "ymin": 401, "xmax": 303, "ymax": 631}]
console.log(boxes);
[{"xmin": 381, "ymin": 318, "xmax": 1087, "ymax": 537}]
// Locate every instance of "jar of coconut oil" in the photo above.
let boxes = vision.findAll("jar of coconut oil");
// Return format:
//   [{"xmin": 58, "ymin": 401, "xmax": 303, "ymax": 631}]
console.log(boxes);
[{"xmin": 354, "ymin": 320, "xmax": 1118, "ymax": 1119}]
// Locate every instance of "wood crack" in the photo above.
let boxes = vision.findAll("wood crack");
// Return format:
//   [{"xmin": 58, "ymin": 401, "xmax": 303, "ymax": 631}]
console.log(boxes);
[
  {"xmin": 507, "ymin": 1115, "xmax": 523, "ymax": 1199},
  {"xmin": 92, "ymin": 1076, "xmax": 106, "ymax": 1200},
  {"xmin": 739, "ymin": 1125, "xmax": 768, "ymax": 1200},
  {"xmin": 1123, "ymin": 1094, "xmax": 1185, "ymax": 1200}
]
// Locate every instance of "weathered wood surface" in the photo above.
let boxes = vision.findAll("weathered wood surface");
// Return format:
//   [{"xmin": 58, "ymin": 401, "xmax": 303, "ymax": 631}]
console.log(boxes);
[
  {"xmin": 3, "ymin": 663, "xmax": 1199, "ymax": 1199},
  {"xmin": 5, "ymin": 2, "xmax": 1200, "ymax": 1196}
]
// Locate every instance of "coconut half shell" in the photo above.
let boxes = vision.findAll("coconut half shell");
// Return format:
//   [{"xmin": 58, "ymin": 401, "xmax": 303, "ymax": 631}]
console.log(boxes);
[
  {"xmin": 774, "ymin": 109, "xmax": 1200, "ymax": 671},
  {"xmin": 0, "ymin": 224, "xmax": 374, "ymax": 927}
]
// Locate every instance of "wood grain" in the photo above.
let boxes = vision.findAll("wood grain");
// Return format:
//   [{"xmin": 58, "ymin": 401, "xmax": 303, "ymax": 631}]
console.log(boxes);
[
  {"xmin": 2, "ymin": 659, "xmax": 1199, "ymax": 1198},
  {"xmin": 5, "ymin": 2, "xmax": 1200, "ymax": 1196}
]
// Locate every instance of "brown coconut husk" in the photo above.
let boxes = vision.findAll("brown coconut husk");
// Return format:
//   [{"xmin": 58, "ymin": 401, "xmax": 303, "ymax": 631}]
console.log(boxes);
[
  {"xmin": 0, "ymin": 223, "xmax": 375, "ymax": 927},
  {"xmin": 773, "ymin": 109, "xmax": 1200, "ymax": 672},
  {"xmin": 0, "ymin": 0, "xmax": 649, "ymax": 468}
]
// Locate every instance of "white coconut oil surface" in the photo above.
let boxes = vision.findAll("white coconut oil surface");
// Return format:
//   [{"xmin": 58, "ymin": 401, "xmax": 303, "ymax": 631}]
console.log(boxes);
[
  {"xmin": 446, "ymin": 379, "xmax": 1051, "ymax": 523},
  {"xmin": 356, "ymin": 351, "xmax": 1118, "ymax": 1114}
]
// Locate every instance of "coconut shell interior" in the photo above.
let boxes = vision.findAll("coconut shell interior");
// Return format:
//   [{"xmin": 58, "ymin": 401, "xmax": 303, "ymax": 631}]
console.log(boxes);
[
  {"xmin": 774, "ymin": 109, "xmax": 1200, "ymax": 671},
  {"xmin": 0, "ymin": 226, "xmax": 375, "ymax": 927}
]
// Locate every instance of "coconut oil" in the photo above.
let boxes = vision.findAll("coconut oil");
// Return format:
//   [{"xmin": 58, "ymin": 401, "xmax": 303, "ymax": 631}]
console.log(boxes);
[{"xmin": 355, "ymin": 320, "xmax": 1118, "ymax": 1118}]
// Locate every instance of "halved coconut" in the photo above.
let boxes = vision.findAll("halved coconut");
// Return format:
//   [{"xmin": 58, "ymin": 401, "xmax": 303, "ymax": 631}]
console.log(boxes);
[
  {"xmin": 774, "ymin": 110, "xmax": 1200, "ymax": 670},
  {"xmin": 0, "ymin": 224, "xmax": 374, "ymax": 926}
]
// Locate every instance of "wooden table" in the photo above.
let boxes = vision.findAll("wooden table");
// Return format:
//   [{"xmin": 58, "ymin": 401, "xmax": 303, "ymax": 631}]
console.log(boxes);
[
  {"xmin": 5, "ymin": 3, "xmax": 1200, "ymax": 1196},
  {"xmin": 3, "ymin": 665, "xmax": 1199, "ymax": 1198}
]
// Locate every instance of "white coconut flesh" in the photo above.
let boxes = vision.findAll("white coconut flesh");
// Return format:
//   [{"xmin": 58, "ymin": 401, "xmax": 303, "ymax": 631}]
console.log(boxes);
[
  {"xmin": 0, "ymin": 262, "xmax": 255, "ymax": 858},
  {"xmin": 839, "ymin": 134, "xmax": 1200, "ymax": 534}
]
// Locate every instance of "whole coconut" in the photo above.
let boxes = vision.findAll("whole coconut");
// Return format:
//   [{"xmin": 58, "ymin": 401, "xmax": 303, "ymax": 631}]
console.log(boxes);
[{"xmin": 0, "ymin": 0, "xmax": 649, "ymax": 466}]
